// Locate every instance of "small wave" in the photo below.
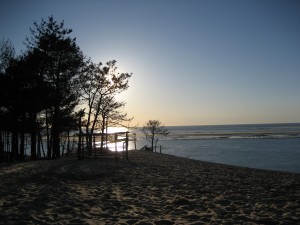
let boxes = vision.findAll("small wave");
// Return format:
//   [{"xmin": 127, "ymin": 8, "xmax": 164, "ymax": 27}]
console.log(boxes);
[{"xmin": 174, "ymin": 132, "xmax": 300, "ymax": 141}]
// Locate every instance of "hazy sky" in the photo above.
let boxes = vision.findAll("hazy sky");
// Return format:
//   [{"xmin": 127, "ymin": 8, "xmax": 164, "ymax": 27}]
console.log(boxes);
[{"xmin": 1, "ymin": 0, "xmax": 300, "ymax": 126}]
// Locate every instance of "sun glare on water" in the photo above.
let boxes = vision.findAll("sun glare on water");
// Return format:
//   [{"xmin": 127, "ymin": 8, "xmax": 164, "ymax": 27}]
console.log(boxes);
[
  {"xmin": 94, "ymin": 127, "xmax": 134, "ymax": 152},
  {"xmin": 106, "ymin": 127, "xmax": 128, "ymax": 133}
]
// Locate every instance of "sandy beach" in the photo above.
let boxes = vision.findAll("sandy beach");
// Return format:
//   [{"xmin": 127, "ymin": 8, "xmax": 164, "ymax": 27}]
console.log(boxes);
[{"xmin": 1, "ymin": 150, "xmax": 299, "ymax": 224}]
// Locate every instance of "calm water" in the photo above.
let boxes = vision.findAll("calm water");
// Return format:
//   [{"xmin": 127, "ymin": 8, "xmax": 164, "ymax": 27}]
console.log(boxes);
[{"xmin": 131, "ymin": 124, "xmax": 300, "ymax": 173}]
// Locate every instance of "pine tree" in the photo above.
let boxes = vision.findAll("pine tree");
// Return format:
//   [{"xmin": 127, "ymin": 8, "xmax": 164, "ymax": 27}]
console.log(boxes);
[{"xmin": 25, "ymin": 16, "xmax": 84, "ymax": 158}]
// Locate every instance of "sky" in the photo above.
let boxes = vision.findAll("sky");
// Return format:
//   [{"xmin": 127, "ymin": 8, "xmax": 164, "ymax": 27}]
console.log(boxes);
[{"xmin": 1, "ymin": 0, "xmax": 300, "ymax": 126}]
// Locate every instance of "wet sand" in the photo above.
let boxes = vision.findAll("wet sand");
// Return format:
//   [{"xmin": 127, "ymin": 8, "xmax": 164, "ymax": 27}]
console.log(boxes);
[{"xmin": 1, "ymin": 150, "xmax": 299, "ymax": 224}]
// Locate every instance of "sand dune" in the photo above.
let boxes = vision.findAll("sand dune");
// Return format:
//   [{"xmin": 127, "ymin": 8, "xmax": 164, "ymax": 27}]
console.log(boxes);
[{"xmin": 1, "ymin": 150, "xmax": 300, "ymax": 224}]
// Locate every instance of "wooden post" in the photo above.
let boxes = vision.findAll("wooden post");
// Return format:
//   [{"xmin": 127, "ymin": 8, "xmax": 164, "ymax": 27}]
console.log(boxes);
[
  {"xmin": 77, "ymin": 110, "xmax": 84, "ymax": 160},
  {"xmin": 78, "ymin": 132, "xmax": 82, "ymax": 160},
  {"xmin": 125, "ymin": 132, "xmax": 129, "ymax": 160},
  {"xmin": 133, "ymin": 133, "xmax": 136, "ymax": 150},
  {"xmin": 114, "ymin": 133, "xmax": 117, "ymax": 152},
  {"xmin": 93, "ymin": 134, "xmax": 96, "ymax": 158}
]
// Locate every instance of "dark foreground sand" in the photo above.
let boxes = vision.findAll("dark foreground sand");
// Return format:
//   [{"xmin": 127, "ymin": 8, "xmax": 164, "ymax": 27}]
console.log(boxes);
[{"xmin": 1, "ymin": 150, "xmax": 300, "ymax": 225}]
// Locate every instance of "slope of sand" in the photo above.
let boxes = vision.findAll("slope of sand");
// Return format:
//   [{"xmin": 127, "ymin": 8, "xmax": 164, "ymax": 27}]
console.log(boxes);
[{"xmin": 1, "ymin": 150, "xmax": 300, "ymax": 224}]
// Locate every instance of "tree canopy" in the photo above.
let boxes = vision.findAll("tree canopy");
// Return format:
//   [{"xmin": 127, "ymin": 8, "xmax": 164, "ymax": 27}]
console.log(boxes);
[
  {"xmin": 0, "ymin": 16, "xmax": 133, "ymax": 162},
  {"xmin": 142, "ymin": 120, "xmax": 170, "ymax": 152}
]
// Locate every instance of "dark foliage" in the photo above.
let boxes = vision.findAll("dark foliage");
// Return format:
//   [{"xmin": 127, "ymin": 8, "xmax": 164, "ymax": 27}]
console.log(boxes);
[
  {"xmin": 142, "ymin": 120, "xmax": 170, "ymax": 152},
  {"xmin": 0, "ymin": 16, "xmax": 132, "ymax": 162}
]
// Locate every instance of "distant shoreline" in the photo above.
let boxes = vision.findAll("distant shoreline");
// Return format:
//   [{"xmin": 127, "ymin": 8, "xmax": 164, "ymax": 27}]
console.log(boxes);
[{"xmin": 164, "ymin": 122, "xmax": 300, "ymax": 127}]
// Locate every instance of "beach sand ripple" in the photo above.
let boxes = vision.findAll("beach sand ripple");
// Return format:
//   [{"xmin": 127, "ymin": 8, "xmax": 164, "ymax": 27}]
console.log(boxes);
[{"xmin": 1, "ymin": 150, "xmax": 300, "ymax": 224}]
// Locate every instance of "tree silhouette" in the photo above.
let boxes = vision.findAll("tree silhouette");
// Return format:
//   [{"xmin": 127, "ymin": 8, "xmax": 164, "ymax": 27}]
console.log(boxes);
[
  {"xmin": 142, "ymin": 120, "xmax": 170, "ymax": 152},
  {"xmin": 25, "ymin": 16, "xmax": 84, "ymax": 158},
  {"xmin": 0, "ymin": 39, "xmax": 15, "ymax": 73},
  {"xmin": 0, "ymin": 16, "xmax": 133, "ymax": 162},
  {"xmin": 0, "ymin": 39, "xmax": 15, "ymax": 161},
  {"xmin": 98, "ymin": 95, "xmax": 132, "ymax": 150},
  {"xmin": 79, "ymin": 60, "xmax": 132, "ymax": 153},
  {"xmin": 0, "ymin": 50, "xmax": 55, "ymax": 161}
]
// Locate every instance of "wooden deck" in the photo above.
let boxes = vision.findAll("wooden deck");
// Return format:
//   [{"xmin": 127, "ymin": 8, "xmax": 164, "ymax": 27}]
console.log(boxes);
[{"xmin": 77, "ymin": 131, "xmax": 134, "ymax": 160}]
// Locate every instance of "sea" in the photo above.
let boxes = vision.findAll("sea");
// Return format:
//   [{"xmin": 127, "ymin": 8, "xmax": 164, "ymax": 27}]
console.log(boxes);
[{"xmin": 129, "ymin": 123, "xmax": 300, "ymax": 173}]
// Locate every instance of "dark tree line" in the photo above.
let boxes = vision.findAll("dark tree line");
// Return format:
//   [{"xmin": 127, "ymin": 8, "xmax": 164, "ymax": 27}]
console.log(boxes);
[{"xmin": 0, "ymin": 16, "xmax": 132, "ymax": 162}]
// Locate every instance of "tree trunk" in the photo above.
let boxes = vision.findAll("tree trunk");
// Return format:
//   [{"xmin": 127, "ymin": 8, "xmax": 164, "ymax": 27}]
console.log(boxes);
[
  {"xmin": 37, "ymin": 128, "xmax": 41, "ymax": 158},
  {"xmin": 105, "ymin": 119, "xmax": 108, "ymax": 148},
  {"xmin": 45, "ymin": 109, "xmax": 52, "ymax": 159},
  {"xmin": 38, "ymin": 130, "xmax": 46, "ymax": 158},
  {"xmin": 100, "ymin": 115, "xmax": 105, "ymax": 150},
  {"xmin": 67, "ymin": 130, "xmax": 70, "ymax": 154},
  {"xmin": 78, "ymin": 115, "xmax": 83, "ymax": 160},
  {"xmin": 89, "ymin": 95, "xmax": 103, "ymax": 154},
  {"xmin": 151, "ymin": 133, "xmax": 155, "ymax": 152},
  {"xmin": 30, "ymin": 113, "xmax": 37, "ymax": 160},
  {"xmin": 85, "ymin": 106, "xmax": 92, "ymax": 154},
  {"xmin": 20, "ymin": 129, "xmax": 25, "ymax": 161},
  {"xmin": 11, "ymin": 131, "xmax": 18, "ymax": 162},
  {"xmin": 19, "ymin": 114, "xmax": 26, "ymax": 161},
  {"xmin": 0, "ymin": 131, "xmax": 4, "ymax": 162},
  {"xmin": 52, "ymin": 105, "xmax": 60, "ymax": 158},
  {"xmin": 5, "ymin": 132, "xmax": 10, "ymax": 161}
]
